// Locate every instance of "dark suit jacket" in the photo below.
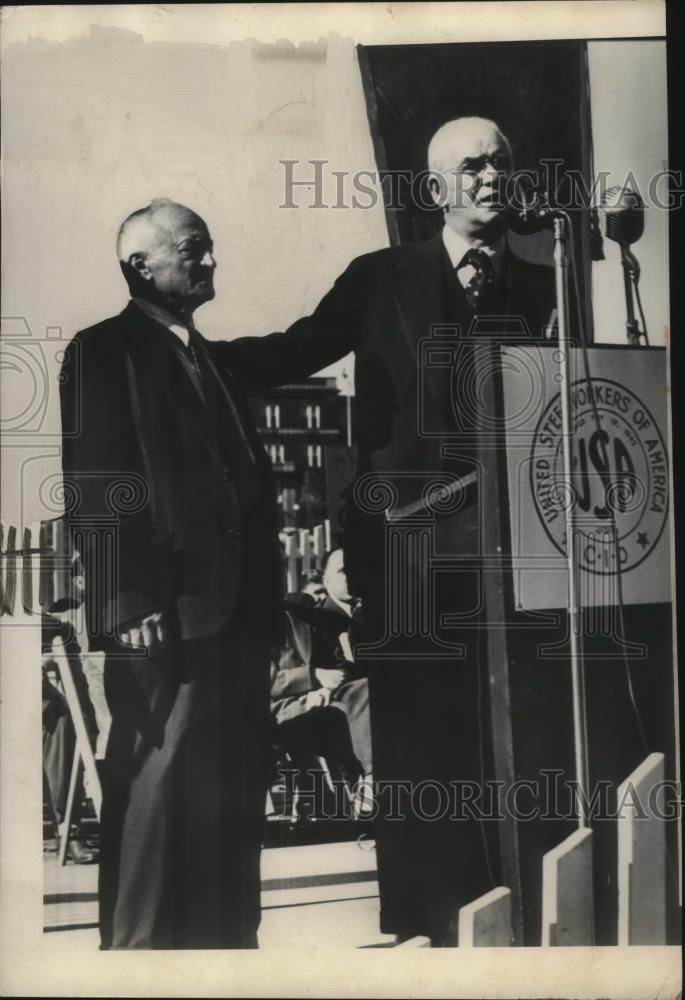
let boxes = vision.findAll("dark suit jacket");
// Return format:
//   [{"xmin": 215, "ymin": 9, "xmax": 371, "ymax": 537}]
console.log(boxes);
[
  {"xmin": 224, "ymin": 231, "xmax": 556, "ymax": 606},
  {"xmin": 228, "ymin": 232, "xmax": 557, "ymax": 941},
  {"xmin": 60, "ymin": 302, "xmax": 281, "ymax": 650},
  {"xmin": 270, "ymin": 595, "xmax": 361, "ymax": 722}
]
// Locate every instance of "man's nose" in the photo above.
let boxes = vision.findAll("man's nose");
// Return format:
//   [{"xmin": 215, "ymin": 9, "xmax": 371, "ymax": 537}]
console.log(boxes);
[{"xmin": 201, "ymin": 250, "xmax": 216, "ymax": 268}]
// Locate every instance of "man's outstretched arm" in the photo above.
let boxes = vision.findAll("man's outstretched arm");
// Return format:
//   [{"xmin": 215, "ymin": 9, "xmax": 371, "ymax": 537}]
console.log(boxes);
[{"xmin": 212, "ymin": 253, "xmax": 372, "ymax": 389}]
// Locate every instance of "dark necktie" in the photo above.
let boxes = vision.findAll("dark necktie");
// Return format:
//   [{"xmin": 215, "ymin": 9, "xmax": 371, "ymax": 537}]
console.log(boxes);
[
  {"xmin": 458, "ymin": 248, "xmax": 497, "ymax": 313},
  {"xmin": 187, "ymin": 327, "xmax": 257, "ymax": 474},
  {"xmin": 183, "ymin": 327, "xmax": 207, "ymax": 404}
]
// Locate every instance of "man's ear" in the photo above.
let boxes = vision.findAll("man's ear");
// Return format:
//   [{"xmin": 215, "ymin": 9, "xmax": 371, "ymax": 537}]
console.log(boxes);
[
  {"xmin": 127, "ymin": 252, "xmax": 152, "ymax": 281},
  {"xmin": 427, "ymin": 172, "xmax": 447, "ymax": 210}
]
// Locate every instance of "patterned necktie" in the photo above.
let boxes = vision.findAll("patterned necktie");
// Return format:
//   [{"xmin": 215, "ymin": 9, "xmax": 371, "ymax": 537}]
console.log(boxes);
[{"xmin": 459, "ymin": 248, "xmax": 497, "ymax": 313}]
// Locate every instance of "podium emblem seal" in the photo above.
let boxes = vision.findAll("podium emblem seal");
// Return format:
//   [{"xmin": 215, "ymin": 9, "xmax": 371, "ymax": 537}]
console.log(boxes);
[{"xmin": 530, "ymin": 378, "xmax": 669, "ymax": 574}]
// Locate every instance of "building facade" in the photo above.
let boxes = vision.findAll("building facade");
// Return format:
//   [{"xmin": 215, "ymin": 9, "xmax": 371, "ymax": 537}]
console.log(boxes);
[{"xmin": 249, "ymin": 378, "xmax": 349, "ymax": 530}]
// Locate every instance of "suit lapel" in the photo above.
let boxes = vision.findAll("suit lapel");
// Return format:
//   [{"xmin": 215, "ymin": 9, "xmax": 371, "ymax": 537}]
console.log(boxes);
[
  {"xmin": 501, "ymin": 247, "xmax": 558, "ymax": 340},
  {"xmin": 191, "ymin": 335, "xmax": 258, "ymax": 468},
  {"xmin": 393, "ymin": 233, "xmax": 456, "ymax": 363},
  {"xmin": 286, "ymin": 610, "xmax": 313, "ymax": 666},
  {"xmin": 120, "ymin": 303, "xmax": 228, "ymax": 473},
  {"xmin": 393, "ymin": 233, "xmax": 472, "ymax": 410}
]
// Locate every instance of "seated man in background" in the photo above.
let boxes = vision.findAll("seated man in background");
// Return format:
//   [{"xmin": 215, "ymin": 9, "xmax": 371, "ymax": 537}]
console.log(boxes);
[{"xmin": 270, "ymin": 549, "xmax": 372, "ymax": 815}]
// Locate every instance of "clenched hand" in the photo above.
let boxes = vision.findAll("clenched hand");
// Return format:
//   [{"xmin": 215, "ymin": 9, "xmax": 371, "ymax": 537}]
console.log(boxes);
[{"xmin": 120, "ymin": 611, "xmax": 168, "ymax": 650}]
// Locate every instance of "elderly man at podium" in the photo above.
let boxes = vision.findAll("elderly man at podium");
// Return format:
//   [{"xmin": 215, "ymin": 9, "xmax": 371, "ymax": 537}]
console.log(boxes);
[{"xmin": 223, "ymin": 116, "xmax": 558, "ymax": 944}]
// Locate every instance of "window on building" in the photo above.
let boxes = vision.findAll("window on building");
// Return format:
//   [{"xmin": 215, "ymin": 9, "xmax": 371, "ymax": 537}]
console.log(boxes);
[
  {"xmin": 305, "ymin": 404, "xmax": 321, "ymax": 429},
  {"xmin": 265, "ymin": 404, "xmax": 281, "ymax": 430},
  {"xmin": 281, "ymin": 488, "xmax": 296, "ymax": 513}
]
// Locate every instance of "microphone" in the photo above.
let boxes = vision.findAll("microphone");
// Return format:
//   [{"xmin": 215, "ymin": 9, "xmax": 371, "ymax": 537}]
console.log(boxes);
[
  {"xmin": 506, "ymin": 178, "xmax": 563, "ymax": 234},
  {"xmin": 599, "ymin": 185, "xmax": 648, "ymax": 345},
  {"xmin": 599, "ymin": 185, "xmax": 644, "ymax": 246},
  {"xmin": 509, "ymin": 201, "xmax": 561, "ymax": 234}
]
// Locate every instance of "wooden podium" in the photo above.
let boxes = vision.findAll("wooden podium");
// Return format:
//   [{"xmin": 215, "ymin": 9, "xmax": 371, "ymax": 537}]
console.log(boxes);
[{"xmin": 463, "ymin": 340, "xmax": 677, "ymax": 945}]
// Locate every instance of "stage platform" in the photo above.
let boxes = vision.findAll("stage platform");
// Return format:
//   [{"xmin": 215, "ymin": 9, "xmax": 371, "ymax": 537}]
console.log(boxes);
[{"xmin": 43, "ymin": 838, "xmax": 395, "ymax": 949}]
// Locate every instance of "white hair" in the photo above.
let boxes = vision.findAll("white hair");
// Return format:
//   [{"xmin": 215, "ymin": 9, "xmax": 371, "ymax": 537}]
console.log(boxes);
[
  {"xmin": 116, "ymin": 198, "xmax": 194, "ymax": 262},
  {"xmin": 427, "ymin": 117, "xmax": 511, "ymax": 173}
]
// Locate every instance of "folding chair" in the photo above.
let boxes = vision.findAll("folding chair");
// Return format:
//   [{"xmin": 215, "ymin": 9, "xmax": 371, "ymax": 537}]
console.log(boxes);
[{"xmin": 47, "ymin": 630, "xmax": 102, "ymax": 864}]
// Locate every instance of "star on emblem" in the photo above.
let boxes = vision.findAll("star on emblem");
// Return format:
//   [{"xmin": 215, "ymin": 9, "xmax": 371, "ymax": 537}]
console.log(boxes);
[{"xmin": 636, "ymin": 531, "xmax": 649, "ymax": 550}]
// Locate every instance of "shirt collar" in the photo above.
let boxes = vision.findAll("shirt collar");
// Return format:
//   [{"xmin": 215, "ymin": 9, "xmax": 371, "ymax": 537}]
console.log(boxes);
[
  {"xmin": 131, "ymin": 297, "xmax": 193, "ymax": 347},
  {"xmin": 441, "ymin": 225, "xmax": 505, "ymax": 275}
]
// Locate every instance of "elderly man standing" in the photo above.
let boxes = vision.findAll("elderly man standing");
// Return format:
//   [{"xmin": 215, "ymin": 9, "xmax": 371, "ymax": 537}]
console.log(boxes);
[
  {"xmin": 223, "ymin": 116, "xmax": 557, "ymax": 944},
  {"xmin": 59, "ymin": 199, "xmax": 285, "ymax": 949}
]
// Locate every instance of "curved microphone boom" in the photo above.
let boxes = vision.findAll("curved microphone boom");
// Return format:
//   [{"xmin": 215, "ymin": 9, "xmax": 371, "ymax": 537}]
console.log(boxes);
[{"xmin": 599, "ymin": 185, "xmax": 648, "ymax": 346}]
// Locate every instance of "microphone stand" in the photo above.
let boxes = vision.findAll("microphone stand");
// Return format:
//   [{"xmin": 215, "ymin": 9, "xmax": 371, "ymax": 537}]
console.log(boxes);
[
  {"xmin": 553, "ymin": 215, "xmax": 591, "ymax": 828},
  {"xmin": 619, "ymin": 243, "xmax": 648, "ymax": 346}
]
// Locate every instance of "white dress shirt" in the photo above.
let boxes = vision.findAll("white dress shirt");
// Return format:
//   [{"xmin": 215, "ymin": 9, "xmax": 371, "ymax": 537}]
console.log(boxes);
[{"xmin": 132, "ymin": 296, "xmax": 193, "ymax": 347}]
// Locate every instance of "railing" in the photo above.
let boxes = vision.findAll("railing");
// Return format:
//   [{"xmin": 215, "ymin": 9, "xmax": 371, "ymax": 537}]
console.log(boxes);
[
  {"xmin": 280, "ymin": 519, "xmax": 332, "ymax": 594},
  {"xmin": 1, "ymin": 516, "xmax": 335, "ymax": 616},
  {"xmin": 1, "ymin": 518, "xmax": 73, "ymax": 616}
]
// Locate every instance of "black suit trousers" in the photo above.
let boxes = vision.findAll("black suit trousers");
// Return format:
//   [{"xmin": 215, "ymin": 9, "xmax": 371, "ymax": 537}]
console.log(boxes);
[
  {"xmin": 99, "ymin": 625, "xmax": 271, "ymax": 949},
  {"xmin": 361, "ymin": 566, "xmax": 495, "ymax": 945}
]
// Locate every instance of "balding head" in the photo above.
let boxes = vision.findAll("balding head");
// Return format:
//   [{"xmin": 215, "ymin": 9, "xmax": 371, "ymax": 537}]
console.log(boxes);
[
  {"xmin": 117, "ymin": 199, "xmax": 216, "ymax": 319},
  {"xmin": 427, "ymin": 118, "xmax": 511, "ymax": 175},
  {"xmin": 427, "ymin": 117, "xmax": 513, "ymax": 243}
]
